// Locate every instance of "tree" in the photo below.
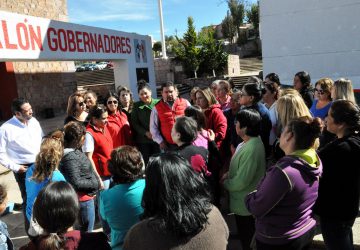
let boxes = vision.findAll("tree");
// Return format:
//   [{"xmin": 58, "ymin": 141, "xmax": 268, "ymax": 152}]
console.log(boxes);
[
  {"xmin": 152, "ymin": 41, "xmax": 162, "ymax": 57},
  {"xmin": 221, "ymin": 10, "xmax": 236, "ymax": 44},
  {"xmin": 174, "ymin": 17, "xmax": 201, "ymax": 78},
  {"xmin": 246, "ymin": 3, "xmax": 259, "ymax": 34},
  {"xmin": 199, "ymin": 29, "xmax": 228, "ymax": 77},
  {"xmin": 227, "ymin": 0, "xmax": 245, "ymax": 45}
]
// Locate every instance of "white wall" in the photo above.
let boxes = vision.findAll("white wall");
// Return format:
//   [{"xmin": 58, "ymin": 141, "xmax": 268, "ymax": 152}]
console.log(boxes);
[{"xmin": 260, "ymin": 0, "xmax": 360, "ymax": 88}]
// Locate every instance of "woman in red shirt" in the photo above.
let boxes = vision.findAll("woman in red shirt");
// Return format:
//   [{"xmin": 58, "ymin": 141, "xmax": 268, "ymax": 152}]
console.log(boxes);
[{"xmin": 105, "ymin": 92, "xmax": 132, "ymax": 148}]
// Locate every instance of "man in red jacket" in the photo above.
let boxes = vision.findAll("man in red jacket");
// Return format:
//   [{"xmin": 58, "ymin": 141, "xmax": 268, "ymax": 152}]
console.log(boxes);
[{"xmin": 150, "ymin": 81, "xmax": 190, "ymax": 151}]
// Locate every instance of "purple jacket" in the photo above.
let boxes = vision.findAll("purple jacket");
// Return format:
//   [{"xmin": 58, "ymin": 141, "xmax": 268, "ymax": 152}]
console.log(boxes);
[{"xmin": 245, "ymin": 155, "xmax": 322, "ymax": 245}]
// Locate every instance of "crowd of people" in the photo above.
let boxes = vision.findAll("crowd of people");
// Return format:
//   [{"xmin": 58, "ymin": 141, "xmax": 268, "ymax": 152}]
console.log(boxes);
[{"xmin": 0, "ymin": 72, "xmax": 359, "ymax": 250}]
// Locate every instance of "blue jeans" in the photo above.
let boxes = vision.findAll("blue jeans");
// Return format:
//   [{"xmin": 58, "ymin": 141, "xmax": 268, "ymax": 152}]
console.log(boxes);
[
  {"xmin": 97, "ymin": 177, "xmax": 111, "ymax": 236},
  {"xmin": 320, "ymin": 217, "xmax": 355, "ymax": 250},
  {"xmin": 78, "ymin": 198, "xmax": 95, "ymax": 232}
]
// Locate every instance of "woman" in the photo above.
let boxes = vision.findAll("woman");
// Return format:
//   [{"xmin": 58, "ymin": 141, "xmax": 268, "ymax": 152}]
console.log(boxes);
[
  {"xmin": 189, "ymin": 86, "xmax": 199, "ymax": 105},
  {"xmin": 222, "ymin": 109, "xmax": 266, "ymax": 250},
  {"xmin": 184, "ymin": 105, "xmax": 209, "ymax": 149},
  {"xmin": 240, "ymin": 82, "xmax": 272, "ymax": 157},
  {"xmin": 274, "ymin": 94, "xmax": 313, "ymax": 160},
  {"xmin": 64, "ymin": 91, "xmax": 88, "ymax": 125},
  {"xmin": 195, "ymin": 88, "xmax": 227, "ymax": 206},
  {"xmin": 195, "ymin": 88, "xmax": 227, "ymax": 149},
  {"xmin": 217, "ymin": 80, "xmax": 232, "ymax": 111},
  {"xmin": 0, "ymin": 184, "xmax": 14, "ymax": 250},
  {"xmin": 171, "ymin": 116, "xmax": 210, "ymax": 176},
  {"xmin": 83, "ymin": 105, "xmax": 112, "ymax": 189},
  {"xmin": 263, "ymin": 75, "xmax": 281, "ymax": 147},
  {"xmin": 210, "ymin": 80, "xmax": 220, "ymax": 98},
  {"xmin": 314, "ymin": 100, "xmax": 360, "ymax": 250},
  {"xmin": 59, "ymin": 121, "xmax": 100, "ymax": 232},
  {"xmin": 131, "ymin": 83, "xmax": 160, "ymax": 164},
  {"xmin": 20, "ymin": 182, "xmax": 110, "ymax": 250},
  {"xmin": 106, "ymin": 92, "xmax": 132, "ymax": 148},
  {"xmin": 331, "ymin": 78, "xmax": 356, "ymax": 103},
  {"xmin": 123, "ymin": 153, "xmax": 229, "ymax": 250},
  {"xmin": 293, "ymin": 71, "xmax": 314, "ymax": 108},
  {"xmin": 25, "ymin": 131, "xmax": 65, "ymax": 224},
  {"xmin": 117, "ymin": 86, "xmax": 134, "ymax": 119},
  {"xmin": 246, "ymin": 116, "xmax": 323, "ymax": 250},
  {"xmin": 310, "ymin": 78, "xmax": 333, "ymax": 120},
  {"xmin": 100, "ymin": 146, "xmax": 145, "ymax": 250},
  {"xmin": 84, "ymin": 90, "xmax": 98, "ymax": 112}
]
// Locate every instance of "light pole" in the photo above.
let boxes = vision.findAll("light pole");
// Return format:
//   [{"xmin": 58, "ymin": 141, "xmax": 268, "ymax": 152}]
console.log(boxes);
[{"xmin": 157, "ymin": 0, "xmax": 167, "ymax": 59}]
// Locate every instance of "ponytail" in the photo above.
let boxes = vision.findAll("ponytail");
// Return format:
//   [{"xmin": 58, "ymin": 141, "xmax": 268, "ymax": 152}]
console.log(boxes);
[{"xmin": 37, "ymin": 233, "xmax": 66, "ymax": 250}]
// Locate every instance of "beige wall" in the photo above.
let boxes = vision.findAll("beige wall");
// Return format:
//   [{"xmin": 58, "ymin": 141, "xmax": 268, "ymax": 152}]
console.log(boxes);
[{"xmin": 0, "ymin": 0, "xmax": 77, "ymax": 117}]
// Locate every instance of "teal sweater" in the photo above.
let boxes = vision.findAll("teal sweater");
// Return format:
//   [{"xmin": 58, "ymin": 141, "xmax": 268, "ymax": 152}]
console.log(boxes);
[
  {"xmin": 224, "ymin": 136, "xmax": 266, "ymax": 216},
  {"xmin": 131, "ymin": 98, "xmax": 159, "ymax": 144}
]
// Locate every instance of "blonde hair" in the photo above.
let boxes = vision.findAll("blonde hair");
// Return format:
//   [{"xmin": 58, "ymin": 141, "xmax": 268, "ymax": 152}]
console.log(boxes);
[
  {"xmin": 280, "ymin": 88, "xmax": 300, "ymax": 97},
  {"xmin": 195, "ymin": 88, "xmax": 218, "ymax": 108},
  {"xmin": 277, "ymin": 94, "xmax": 312, "ymax": 130},
  {"xmin": 218, "ymin": 80, "xmax": 232, "ymax": 95},
  {"xmin": 315, "ymin": 77, "xmax": 334, "ymax": 101},
  {"xmin": 32, "ymin": 131, "xmax": 64, "ymax": 183},
  {"xmin": 332, "ymin": 78, "xmax": 356, "ymax": 103}
]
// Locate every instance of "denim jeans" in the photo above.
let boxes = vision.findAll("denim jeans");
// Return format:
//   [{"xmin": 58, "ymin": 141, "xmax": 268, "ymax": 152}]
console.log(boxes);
[
  {"xmin": 320, "ymin": 217, "xmax": 355, "ymax": 250},
  {"xmin": 13, "ymin": 171, "xmax": 28, "ymax": 234},
  {"xmin": 78, "ymin": 198, "xmax": 95, "ymax": 232},
  {"xmin": 97, "ymin": 177, "xmax": 111, "ymax": 236}
]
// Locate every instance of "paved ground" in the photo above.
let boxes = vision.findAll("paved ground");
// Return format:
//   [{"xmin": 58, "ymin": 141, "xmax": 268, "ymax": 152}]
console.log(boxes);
[{"xmin": 0, "ymin": 113, "xmax": 359, "ymax": 249}]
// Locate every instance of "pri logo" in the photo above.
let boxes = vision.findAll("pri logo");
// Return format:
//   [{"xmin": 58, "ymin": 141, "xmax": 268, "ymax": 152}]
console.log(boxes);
[{"xmin": 134, "ymin": 39, "xmax": 147, "ymax": 63}]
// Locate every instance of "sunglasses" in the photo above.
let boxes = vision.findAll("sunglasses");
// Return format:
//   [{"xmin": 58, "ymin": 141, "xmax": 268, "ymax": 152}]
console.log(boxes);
[
  {"xmin": 107, "ymin": 100, "xmax": 118, "ymax": 105},
  {"xmin": 77, "ymin": 102, "xmax": 85, "ymax": 106},
  {"xmin": 315, "ymin": 88, "xmax": 325, "ymax": 95}
]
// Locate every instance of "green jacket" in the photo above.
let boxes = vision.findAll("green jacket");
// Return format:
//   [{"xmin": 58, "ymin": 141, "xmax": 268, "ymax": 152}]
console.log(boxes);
[
  {"xmin": 131, "ymin": 98, "xmax": 159, "ymax": 144},
  {"xmin": 224, "ymin": 136, "xmax": 266, "ymax": 216}
]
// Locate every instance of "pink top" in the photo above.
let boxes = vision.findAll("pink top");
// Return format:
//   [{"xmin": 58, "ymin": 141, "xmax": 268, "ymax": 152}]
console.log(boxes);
[{"xmin": 192, "ymin": 130, "xmax": 209, "ymax": 149}]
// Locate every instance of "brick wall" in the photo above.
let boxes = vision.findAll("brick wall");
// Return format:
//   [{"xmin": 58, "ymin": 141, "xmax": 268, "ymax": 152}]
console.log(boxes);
[{"xmin": 0, "ymin": 0, "xmax": 77, "ymax": 117}]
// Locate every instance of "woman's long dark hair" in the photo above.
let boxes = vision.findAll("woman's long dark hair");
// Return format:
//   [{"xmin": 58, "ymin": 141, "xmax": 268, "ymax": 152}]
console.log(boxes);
[
  {"xmin": 142, "ymin": 153, "xmax": 212, "ymax": 237},
  {"xmin": 33, "ymin": 182, "xmax": 79, "ymax": 250}
]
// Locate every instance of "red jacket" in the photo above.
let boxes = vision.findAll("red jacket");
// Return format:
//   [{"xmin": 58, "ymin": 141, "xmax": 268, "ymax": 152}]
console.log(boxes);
[
  {"xmin": 86, "ymin": 124, "xmax": 113, "ymax": 177},
  {"xmin": 107, "ymin": 111, "xmax": 133, "ymax": 148},
  {"xmin": 156, "ymin": 98, "xmax": 188, "ymax": 144},
  {"xmin": 204, "ymin": 104, "xmax": 227, "ymax": 148}
]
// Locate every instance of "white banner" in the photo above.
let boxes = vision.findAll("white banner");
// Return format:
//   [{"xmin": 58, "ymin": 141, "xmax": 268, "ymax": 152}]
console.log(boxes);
[{"xmin": 0, "ymin": 10, "xmax": 150, "ymax": 61}]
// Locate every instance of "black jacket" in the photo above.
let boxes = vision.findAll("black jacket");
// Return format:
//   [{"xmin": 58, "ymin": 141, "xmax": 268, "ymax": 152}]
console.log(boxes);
[
  {"xmin": 314, "ymin": 134, "xmax": 360, "ymax": 220},
  {"xmin": 59, "ymin": 149, "xmax": 100, "ymax": 196}
]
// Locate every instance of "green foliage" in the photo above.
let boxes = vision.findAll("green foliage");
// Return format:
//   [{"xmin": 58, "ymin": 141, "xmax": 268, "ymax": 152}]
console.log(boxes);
[
  {"xmin": 174, "ymin": 17, "xmax": 201, "ymax": 78},
  {"xmin": 164, "ymin": 35, "xmax": 179, "ymax": 56},
  {"xmin": 173, "ymin": 17, "xmax": 228, "ymax": 78},
  {"xmin": 198, "ymin": 29, "xmax": 228, "ymax": 77},
  {"xmin": 152, "ymin": 41, "xmax": 162, "ymax": 57},
  {"xmin": 246, "ymin": 3, "xmax": 259, "ymax": 31},
  {"xmin": 221, "ymin": 10, "xmax": 236, "ymax": 44},
  {"xmin": 227, "ymin": 0, "xmax": 245, "ymax": 39}
]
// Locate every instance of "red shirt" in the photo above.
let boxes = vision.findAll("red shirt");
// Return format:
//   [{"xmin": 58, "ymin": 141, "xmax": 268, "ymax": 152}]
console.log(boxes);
[{"xmin": 107, "ymin": 110, "xmax": 133, "ymax": 148}]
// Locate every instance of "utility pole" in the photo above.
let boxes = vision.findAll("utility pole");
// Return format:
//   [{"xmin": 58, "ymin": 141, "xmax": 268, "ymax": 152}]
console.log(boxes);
[{"xmin": 157, "ymin": 0, "xmax": 167, "ymax": 59}]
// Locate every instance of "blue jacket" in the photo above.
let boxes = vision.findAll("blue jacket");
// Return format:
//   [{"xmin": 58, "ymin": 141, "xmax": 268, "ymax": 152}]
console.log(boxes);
[{"xmin": 0, "ymin": 220, "xmax": 13, "ymax": 250}]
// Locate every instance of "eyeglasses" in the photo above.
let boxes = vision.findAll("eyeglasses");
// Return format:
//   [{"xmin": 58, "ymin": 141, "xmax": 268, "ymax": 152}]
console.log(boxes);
[
  {"xmin": 314, "ymin": 88, "xmax": 325, "ymax": 95},
  {"xmin": 107, "ymin": 100, "xmax": 118, "ymax": 105},
  {"xmin": 77, "ymin": 102, "xmax": 85, "ymax": 106}
]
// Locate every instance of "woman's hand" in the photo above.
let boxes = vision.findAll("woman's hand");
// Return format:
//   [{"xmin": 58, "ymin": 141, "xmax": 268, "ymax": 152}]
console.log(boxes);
[
  {"xmin": 220, "ymin": 172, "xmax": 229, "ymax": 184},
  {"xmin": 207, "ymin": 129, "xmax": 215, "ymax": 141}
]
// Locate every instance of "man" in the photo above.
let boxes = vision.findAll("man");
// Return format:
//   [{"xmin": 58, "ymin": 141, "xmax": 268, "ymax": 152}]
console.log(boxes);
[
  {"xmin": 0, "ymin": 98, "xmax": 43, "ymax": 221},
  {"xmin": 150, "ymin": 82, "xmax": 190, "ymax": 151}
]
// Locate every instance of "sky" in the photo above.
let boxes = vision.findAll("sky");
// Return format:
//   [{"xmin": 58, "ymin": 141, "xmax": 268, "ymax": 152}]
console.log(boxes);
[{"xmin": 67, "ymin": 0, "xmax": 256, "ymax": 41}]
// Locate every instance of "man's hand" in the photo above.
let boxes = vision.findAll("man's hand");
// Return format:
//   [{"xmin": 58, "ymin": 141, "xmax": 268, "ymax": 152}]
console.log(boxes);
[{"xmin": 17, "ymin": 165, "xmax": 28, "ymax": 173}]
